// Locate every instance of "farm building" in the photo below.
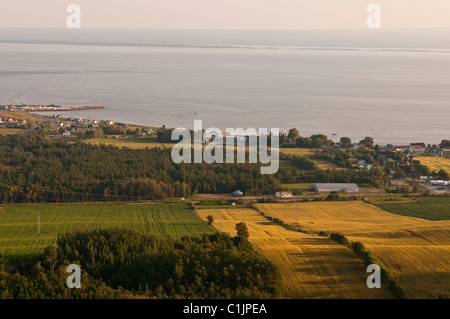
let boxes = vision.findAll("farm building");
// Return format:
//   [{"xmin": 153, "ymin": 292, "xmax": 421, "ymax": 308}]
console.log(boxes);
[
  {"xmin": 232, "ymin": 189, "xmax": 244, "ymax": 197},
  {"xmin": 408, "ymin": 145, "xmax": 425, "ymax": 155},
  {"xmin": 312, "ymin": 183, "xmax": 359, "ymax": 193},
  {"xmin": 430, "ymin": 180, "xmax": 448, "ymax": 186},
  {"xmin": 275, "ymin": 191, "xmax": 293, "ymax": 198}
]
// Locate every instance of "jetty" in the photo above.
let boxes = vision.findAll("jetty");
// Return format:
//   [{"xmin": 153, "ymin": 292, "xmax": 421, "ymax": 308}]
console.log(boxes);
[{"xmin": 0, "ymin": 104, "xmax": 104, "ymax": 112}]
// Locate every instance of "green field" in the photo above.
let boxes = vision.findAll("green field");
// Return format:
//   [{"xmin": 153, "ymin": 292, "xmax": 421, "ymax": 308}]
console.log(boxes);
[
  {"xmin": 281, "ymin": 183, "xmax": 313, "ymax": 190},
  {"xmin": 0, "ymin": 203, "xmax": 216, "ymax": 257},
  {"xmin": 278, "ymin": 148, "xmax": 316, "ymax": 157},
  {"xmin": 374, "ymin": 197, "xmax": 450, "ymax": 221}
]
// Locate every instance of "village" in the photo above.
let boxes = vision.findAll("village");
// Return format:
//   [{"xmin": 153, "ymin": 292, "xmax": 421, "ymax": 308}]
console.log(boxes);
[{"xmin": 1, "ymin": 111, "xmax": 449, "ymax": 196}]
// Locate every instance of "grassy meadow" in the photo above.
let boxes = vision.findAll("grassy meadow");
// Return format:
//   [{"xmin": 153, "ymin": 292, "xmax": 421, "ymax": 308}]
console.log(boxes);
[
  {"xmin": 281, "ymin": 183, "xmax": 313, "ymax": 190},
  {"xmin": 0, "ymin": 128, "xmax": 25, "ymax": 135},
  {"xmin": 0, "ymin": 110, "xmax": 50, "ymax": 123},
  {"xmin": 278, "ymin": 148, "xmax": 316, "ymax": 157}
]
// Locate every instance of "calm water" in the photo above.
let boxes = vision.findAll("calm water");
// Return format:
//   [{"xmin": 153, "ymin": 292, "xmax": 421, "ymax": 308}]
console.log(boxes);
[{"xmin": 1, "ymin": 29, "xmax": 449, "ymax": 145}]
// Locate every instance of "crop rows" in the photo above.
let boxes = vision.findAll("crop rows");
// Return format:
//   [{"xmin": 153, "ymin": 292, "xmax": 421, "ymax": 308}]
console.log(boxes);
[{"xmin": 0, "ymin": 203, "xmax": 215, "ymax": 257}]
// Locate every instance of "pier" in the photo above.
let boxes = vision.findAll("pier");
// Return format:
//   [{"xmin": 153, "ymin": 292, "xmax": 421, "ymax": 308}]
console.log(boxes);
[{"xmin": 0, "ymin": 104, "xmax": 104, "ymax": 112}]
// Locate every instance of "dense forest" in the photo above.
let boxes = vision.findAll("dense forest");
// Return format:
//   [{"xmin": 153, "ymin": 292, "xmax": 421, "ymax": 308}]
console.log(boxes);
[
  {"xmin": 0, "ymin": 228, "xmax": 282, "ymax": 299},
  {"xmin": 0, "ymin": 132, "xmax": 281, "ymax": 203}
]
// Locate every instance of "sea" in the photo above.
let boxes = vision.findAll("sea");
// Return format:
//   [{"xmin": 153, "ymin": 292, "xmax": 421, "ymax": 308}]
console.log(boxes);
[{"xmin": 1, "ymin": 28, "xmax": 450, "ymax": 145}]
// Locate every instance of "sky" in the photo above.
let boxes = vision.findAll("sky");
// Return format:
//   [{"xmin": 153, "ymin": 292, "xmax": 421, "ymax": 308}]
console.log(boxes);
[{"xmin": 0, "ymin": 0, "xmax": 450, "ymax": 29}]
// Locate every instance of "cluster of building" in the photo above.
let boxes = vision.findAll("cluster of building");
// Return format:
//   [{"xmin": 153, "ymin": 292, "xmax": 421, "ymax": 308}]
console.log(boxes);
[
  {"xmin": 323, "ymin": 141, "xmax": 449, "ymax": 156},
  {"xmin": 382, "ymin": 144, "xmax": 450, "ymax": 156},
  {"xmin": 0, "ymin": 117, "xmax": 29, "ymax": 129},
  {"xmin": 46, "ymin": 115, "xmax": 154, "ymax": 138},
  {"xmin": 231, "ymin": 183, "xmax": 361, "ymax": 199},
  {"xmin": 49, "ymin": 116, "xmax": 104, "ymax": 137}
]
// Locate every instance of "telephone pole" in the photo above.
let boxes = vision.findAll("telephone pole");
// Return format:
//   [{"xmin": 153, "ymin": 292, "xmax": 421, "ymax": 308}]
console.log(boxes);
[
  {"xmin": 37, "ymin": 211, "xmax": 41, "ymax": 235},
  {"xmin": 294, "ymin": 200, "xmax": 298, "ymax": 225}
]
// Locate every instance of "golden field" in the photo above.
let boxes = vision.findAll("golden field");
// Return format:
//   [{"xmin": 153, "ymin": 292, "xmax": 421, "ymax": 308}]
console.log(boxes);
[
  {"xmin": 417, "ymin": 156, "xmax": 450, "ymax": 174},
  {"xmin": 197, "ymin": 208, "xmax": 392, "ymax": 299},
  {"xmin": 256, "ymin": 201, "xmax": 450, "ymax": 299},
  {"xmin": 278, "ymin": 148, "xmax": 316, "ymax": 157},
  {"xmin": 0, "ymin": 110, "xmax": 49, "ymax": 123}
]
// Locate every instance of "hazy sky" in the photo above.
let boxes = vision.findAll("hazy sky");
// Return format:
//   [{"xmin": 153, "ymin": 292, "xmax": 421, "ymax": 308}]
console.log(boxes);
[{"xmin": 1, "ymin": 0, "xmax": 450, "ymax": 29}]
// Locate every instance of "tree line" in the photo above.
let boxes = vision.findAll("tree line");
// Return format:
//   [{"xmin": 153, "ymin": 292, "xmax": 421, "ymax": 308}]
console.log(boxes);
[
  {"xmin": 0, "ymin": 227, "xmax": 281, "ymax": 299},
  {"xmin": 0, "ymin": 132, "xmax": 281, "ymax": 203}
]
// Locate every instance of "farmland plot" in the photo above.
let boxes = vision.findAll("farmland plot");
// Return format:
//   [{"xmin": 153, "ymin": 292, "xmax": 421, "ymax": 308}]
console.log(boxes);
[
  {"xmin": 0, "ymin": 203, "xmax": 215, "ymax": 257},
  {"xmin": 256, "ymin": 201, "xmax": 450, "ymax": 299},
  {"xmin": 197, "ymin": 208, "xmax": 391, "ymax": 299}
]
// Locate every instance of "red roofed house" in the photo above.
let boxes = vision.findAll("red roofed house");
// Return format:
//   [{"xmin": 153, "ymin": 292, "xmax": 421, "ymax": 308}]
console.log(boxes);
[{"xmin": 408, "ymin": 145, "xmax": 425, "ymax": 155}]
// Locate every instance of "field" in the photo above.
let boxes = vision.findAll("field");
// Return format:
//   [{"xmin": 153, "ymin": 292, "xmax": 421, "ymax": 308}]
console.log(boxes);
[
  {"xmin": 375, "ymin": 197, "xmax": 450, "ymax": 221},
  {"xmin": 84, "ymin": 136, "xmax": 174, "ymax": 149},
  {"xmin": 281, "ymin": 183, "xmax": 313, "ymax": 190},
  {"xmin": 0, "ymin": 203, "xmax": 215, "ymax": 257},
  {"xmin": 314, "ymin": 159, "xmax": 345, "ymax": 170},
  {"xmin": 0, "ymin": 128, "xmax": 25, "ymax": 135},
  {"xmin": 279, "ymin": 159, "xmax": 299, "ymax": 170},
  {"xmin": 278, "ymin": 148, "xmax": 316, "ymax": 157},
  {"xmin": 0, "ymin": 110, "xmax": 50, "ymax": 123},
  {"xmin": 417, "ymin": 156, "xmax": 450, "ymax": 174},
  {"xmin": 256, "ymin": 201, "xmax": 450, "ymax": 299},
  {"xmin": 196, "ymin": 208, "xmax": 392, "ymax": 299}
]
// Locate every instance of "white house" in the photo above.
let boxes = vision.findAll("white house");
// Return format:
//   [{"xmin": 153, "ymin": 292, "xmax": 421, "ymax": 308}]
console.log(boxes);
[{"xmin": 275, "ymin": 191, "xmax": 293, "ymax": 198}]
